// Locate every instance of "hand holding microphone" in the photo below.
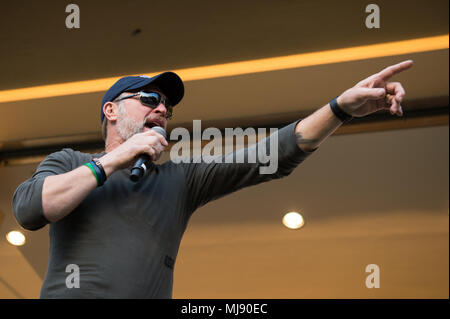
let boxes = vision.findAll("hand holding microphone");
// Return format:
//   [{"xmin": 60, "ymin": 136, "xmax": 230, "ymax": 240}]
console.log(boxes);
[
  {"xmin": 130, "ymin": 126, "xmax": 167, "ymax": 182},
  {"xmin": 99, "ymin": 127, "xmax": 168, "ymax": 182}
]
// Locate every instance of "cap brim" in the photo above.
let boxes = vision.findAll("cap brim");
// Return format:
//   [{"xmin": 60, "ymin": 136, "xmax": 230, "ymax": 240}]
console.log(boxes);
[{"xmin": 130, "ymin": 72, "xmax": 184, "ymax": 107}]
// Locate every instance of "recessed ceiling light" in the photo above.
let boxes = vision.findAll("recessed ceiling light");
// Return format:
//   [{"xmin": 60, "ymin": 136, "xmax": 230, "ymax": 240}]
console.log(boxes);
[
  {"xmin": 282, "ymin": 212, "xmax": 305, "ymax": 230},
  {"xmin": 6, "ymin": 230, "xmax": 26, "ymax": 246}
]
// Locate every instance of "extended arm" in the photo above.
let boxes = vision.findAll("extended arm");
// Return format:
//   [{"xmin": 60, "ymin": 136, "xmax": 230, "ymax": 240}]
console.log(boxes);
[{"xmin": 295, "ymin": 60, "xmax": 413, "ymax": 152}]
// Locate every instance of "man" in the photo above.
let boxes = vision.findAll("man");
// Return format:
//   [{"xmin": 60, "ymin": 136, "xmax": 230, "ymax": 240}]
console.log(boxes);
[{"xmin": 13, "ymin": 60, "xmax": 413, "ymax": 298}]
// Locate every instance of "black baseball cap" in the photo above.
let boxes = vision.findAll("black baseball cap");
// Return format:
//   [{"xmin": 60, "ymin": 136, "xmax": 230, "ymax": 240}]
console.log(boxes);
[{"xmin": 100, "ymin": 71, "xmax": 184, "ymax": 122}]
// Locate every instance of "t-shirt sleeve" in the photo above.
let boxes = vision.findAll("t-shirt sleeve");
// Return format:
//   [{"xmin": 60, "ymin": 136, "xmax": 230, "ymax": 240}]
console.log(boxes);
[
  {"xmin": 182, "ymin": 120, "xmax": 317, "ymax": 213},
  {"xmin": 12, "ymin": 148, "xmax": 75, "ymax": 230}
]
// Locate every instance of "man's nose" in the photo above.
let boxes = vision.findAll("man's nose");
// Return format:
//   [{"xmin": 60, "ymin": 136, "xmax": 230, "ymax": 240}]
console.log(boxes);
[{"xmin": 152, "ymin": 103, "xmax": 167, "ymax": 117}]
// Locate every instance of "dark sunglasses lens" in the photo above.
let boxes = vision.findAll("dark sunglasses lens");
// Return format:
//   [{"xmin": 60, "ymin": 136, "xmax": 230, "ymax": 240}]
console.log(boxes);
[{"xmin": 141, "ymin": 92, "xmax": 161, "ymax": 107}]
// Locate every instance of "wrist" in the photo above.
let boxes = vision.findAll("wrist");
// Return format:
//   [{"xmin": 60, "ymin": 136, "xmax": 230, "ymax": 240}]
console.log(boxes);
[
  {"xmin": 336, "ymin": 96, "xmax": 345, "ymax": 110},
  {"xmin": 330, "ymin": 96, "xmax": 353, "ymax": 123},
  {"xmin": 98, "ymin": 154, "xmax": 118, "ymax": 177}
]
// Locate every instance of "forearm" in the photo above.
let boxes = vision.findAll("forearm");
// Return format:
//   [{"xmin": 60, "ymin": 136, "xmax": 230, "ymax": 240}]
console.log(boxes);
[
  {"xmin": 294, "ymin": 103, "xmax": 343, "ymax": 152},
  {"xmin": 42, "ymin": 156, "xmax": 116, "ymax": 222}
]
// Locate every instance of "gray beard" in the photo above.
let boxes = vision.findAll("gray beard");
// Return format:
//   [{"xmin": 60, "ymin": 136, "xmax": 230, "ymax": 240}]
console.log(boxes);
[{"xmin": 116, "ymin": 105, "xmax": 145, "ymax": 141}]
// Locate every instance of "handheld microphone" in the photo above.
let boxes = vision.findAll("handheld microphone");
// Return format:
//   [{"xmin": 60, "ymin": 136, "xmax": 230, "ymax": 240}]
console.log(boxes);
[{"xmin": 130, "ymin": 126, "xmax": 167, "ymax": 182}]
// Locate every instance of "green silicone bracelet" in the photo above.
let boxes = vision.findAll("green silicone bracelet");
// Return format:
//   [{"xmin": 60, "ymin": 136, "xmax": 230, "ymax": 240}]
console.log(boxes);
[{"xmin": 84, "ymin": 162, "xmax": 100, "ymax": 186}]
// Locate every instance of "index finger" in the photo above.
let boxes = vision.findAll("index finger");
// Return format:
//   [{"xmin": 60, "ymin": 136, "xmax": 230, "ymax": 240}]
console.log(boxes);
[
  {"xmin": 377, "ymin": 60, "xmax": 414, "ymax": 81},
  {"xmin": 147, "ymin": 130, "xmax": 168, "ymax": 146}
]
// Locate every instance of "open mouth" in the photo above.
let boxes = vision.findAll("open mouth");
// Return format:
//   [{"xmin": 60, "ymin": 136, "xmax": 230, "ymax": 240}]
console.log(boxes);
[
  {"xmin": 144, "ymin": 120, "xmax": 163, "ymax": 130},
  {"xmin": 144, "ymin": 122, "xmax": 157, "ymax": 129}
]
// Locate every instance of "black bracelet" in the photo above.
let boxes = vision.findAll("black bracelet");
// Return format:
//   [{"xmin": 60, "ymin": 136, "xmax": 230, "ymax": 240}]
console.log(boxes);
[
  {"xmin": 92, "ymin": 158, "xmax": 107, "ymax": 186},
  {"xmin": 329, "ymin": 97, "xmax": 353, "ymax": 123}
]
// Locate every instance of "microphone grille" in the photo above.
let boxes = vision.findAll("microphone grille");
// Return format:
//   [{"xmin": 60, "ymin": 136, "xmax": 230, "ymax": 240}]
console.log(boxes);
[{"xmin": 151, "ymin": 126, "xmax": 167, "ymax": 139}]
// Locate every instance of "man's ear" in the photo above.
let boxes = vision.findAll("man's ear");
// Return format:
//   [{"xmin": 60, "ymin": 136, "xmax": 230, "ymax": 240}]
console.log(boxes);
[{"xmin": 103, "ymin": 101, "xmax": 119, "ymax": 122}]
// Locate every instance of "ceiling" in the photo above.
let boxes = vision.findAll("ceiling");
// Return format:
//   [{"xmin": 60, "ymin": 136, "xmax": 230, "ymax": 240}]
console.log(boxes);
[
  {"xmin": 0, "ymin": 0, "xmax": 448, "ymax": 148},
  {"xmin": 0, "ymin": 0, "xmax": 447, "ymax": 89},
  {"xmin": 0, "ymin": 0, "xmax": 448, "ymax": 298}
]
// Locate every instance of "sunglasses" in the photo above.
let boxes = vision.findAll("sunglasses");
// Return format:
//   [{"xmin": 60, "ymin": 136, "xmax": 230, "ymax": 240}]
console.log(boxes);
[{"xmin": 114, "ymin": 91, "xmax": 173, "ymax": 119}]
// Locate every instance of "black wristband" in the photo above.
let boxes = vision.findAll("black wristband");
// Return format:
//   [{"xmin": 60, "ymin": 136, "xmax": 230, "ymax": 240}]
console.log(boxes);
[
  {"xmin": 329, "ymin": 97, "xmax": 353, "ymax": 123},
  {"xmin": 92, "ymin": 158, "xmax": 107, "ymax": 185}
]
